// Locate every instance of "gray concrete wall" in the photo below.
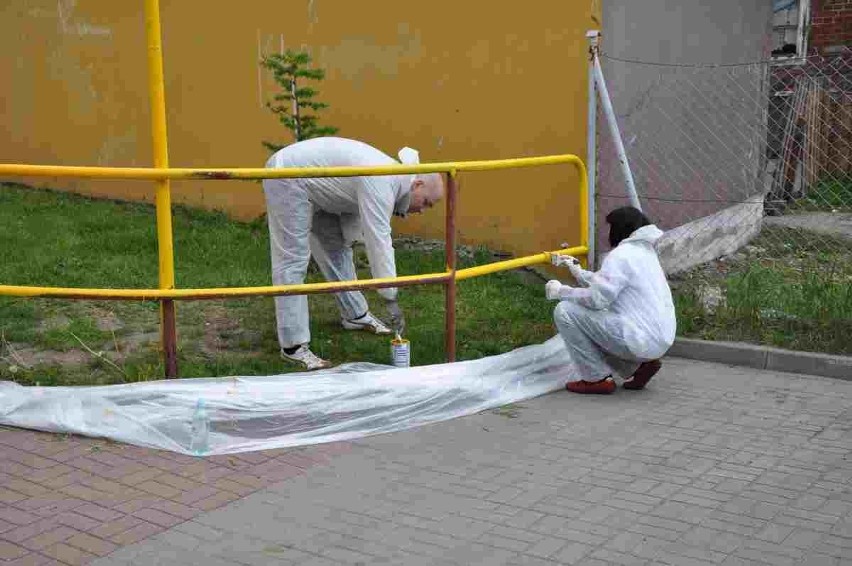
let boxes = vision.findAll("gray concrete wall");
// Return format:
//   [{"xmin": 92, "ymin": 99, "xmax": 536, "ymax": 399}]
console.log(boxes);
[
  {"xmin": 596, "ymin": 1, "xmax": 774, "ymax": 261},
  {"xmin": 656, "ymin": 195, "xmax": 764, "ymax": 276},
  {"xmin": 603, "ymin": 2, "xmax": 772, "ymax": 70}
]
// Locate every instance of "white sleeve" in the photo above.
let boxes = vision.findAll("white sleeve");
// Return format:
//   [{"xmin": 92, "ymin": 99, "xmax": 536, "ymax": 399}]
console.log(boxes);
[
  {"xmin": 558, "ymin": 253, "xmax": 630, "ymax": 310},
  {"xmin": 570, "ymin": 265, "xmax": 595, "ymax": 287},
  {"xmin": 357, "ymin": 176, "xmax": 398, "ymax": 301}
]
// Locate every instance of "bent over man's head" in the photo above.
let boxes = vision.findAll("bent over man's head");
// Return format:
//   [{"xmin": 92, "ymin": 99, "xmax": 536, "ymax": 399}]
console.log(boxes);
[{"xmin": 407, "ymin": 173, "xmax": 445, "ymax": 214}]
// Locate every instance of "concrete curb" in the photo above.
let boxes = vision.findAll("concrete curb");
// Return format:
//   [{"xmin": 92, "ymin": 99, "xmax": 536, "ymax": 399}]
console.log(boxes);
[{"xmin": 670, "ymin": 337, "xmax": 852, "ymax": 381}]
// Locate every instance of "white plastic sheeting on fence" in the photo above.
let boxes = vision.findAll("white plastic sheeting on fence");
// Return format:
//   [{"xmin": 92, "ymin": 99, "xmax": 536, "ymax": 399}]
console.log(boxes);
[{"xmin": 0, "ymin": 336, "xmax": 577, "ymax": 455}]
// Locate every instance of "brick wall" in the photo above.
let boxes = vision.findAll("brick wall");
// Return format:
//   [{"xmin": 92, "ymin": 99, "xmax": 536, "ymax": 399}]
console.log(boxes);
[{"xmin": 811, "ymin": 0, "xmax": 852, "ymax": 53}]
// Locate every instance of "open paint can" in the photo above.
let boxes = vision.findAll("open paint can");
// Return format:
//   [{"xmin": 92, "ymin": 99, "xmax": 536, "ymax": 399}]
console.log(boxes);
[{"xmin": 390, "ymin": 335, "xmax": 410, "ymax": 368}]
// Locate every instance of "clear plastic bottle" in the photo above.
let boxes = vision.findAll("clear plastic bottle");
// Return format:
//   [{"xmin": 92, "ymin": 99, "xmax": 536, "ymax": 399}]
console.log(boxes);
[{"xmin": 189, "ymin": 398, "xmax": 210, "ymax": 456}]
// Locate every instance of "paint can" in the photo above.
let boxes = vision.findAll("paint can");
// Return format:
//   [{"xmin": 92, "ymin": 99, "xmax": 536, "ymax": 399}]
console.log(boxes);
[{"xmin": 391, "ymin": 335, "xmax": 410, "ymax": 368}]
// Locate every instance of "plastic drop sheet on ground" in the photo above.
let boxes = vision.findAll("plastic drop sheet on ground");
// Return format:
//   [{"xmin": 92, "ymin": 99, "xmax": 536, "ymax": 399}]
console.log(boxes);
[{"xmin": 0, "ymin": 336, "xmax": 577, "ymax": 455}]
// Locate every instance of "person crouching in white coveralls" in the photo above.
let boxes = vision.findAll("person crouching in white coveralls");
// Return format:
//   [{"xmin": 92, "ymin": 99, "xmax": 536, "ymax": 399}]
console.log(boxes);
[
  {"xmin": 263, "ymin": 137, "xmax": 445, "ymax": 370},
  {"xmin": 546, "ymin": 206, "xmax": 676, "ymax": 394}
]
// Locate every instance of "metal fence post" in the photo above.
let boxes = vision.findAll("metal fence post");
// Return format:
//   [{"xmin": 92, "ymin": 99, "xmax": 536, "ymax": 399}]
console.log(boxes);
[
  {"xmin": 144, "ymin": 0, "xmax": 179, "ymax": 378},
  {"xmin": 586, "ymin": 30, "xmax": 600, "ymax": 268},
  {"xmin": 592, "ymin": 42, "xmax": 642, "ymax": 211},
  {"xmin": 444, "ymin": 171, "xmax": 458, "ymax": 363}
]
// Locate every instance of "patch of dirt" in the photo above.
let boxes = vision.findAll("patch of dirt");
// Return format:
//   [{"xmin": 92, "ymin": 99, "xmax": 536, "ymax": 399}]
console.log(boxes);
[
  {"xmin": 201, "ymin": 306, "xmax": 243, "ymax": 355},
  {"xmin": 6, "ymin": 344, "xmax": 89, "ymax": 367},
  {"xmin": 91, "ymin": 307, "xmax": 124, "ymax": 332},
  {"xmin": 37, "ymin": 315, "xmax": 70, "ymax": 332},
  {"xmin": 111, "ymin": 331, "xmax": 160, "ymax": 357}
]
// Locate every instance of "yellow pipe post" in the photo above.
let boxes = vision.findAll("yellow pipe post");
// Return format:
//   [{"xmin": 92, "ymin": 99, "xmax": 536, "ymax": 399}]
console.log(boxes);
[
  {"xmin": 444, "ymin": 170, "xmax": 458, "ymax": 362},
  {"xmin": 577, "ymin": 160, "xmax": 589, "ymax": 268},
  {"xmin": 144, "ymin": 0, "xmax": 178, "ymax": 378}
]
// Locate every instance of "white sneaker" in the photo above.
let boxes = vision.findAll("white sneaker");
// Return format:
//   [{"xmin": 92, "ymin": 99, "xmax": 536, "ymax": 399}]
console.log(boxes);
[
  {"xmin": 341, "ymin": 312, "xmax": 392, "ymax": 335},
  {"xmin": 280, "ymin": 345, "xmax": 333, "ymax": 371}
]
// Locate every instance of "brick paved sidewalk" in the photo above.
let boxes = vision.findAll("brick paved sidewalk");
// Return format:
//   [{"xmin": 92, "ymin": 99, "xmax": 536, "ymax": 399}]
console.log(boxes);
[
  {"xmin": 3, "ymin": 356, "xmax": 852, "ymax": 565},
  {"xmin": 0, "ymin": 427, "xmax": 350, "ymax": 565}
]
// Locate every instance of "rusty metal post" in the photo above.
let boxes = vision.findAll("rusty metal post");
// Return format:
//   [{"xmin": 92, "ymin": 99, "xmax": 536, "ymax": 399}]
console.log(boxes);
[
  {"xmin": 444, "ymin": 171, "xmax": 458, "ymax": 363},
  {"xmin": 161, "ymin": 305, "xmax": 178, "ymax": 377},
  {"xmin": 144, "ymin": 0, "xmax": 178, "ymax": 378}
]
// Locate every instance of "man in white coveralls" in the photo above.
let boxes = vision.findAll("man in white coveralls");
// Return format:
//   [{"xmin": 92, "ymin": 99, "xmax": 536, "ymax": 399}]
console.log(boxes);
[{"xmin": 263, "ymin": 137, "xmax": 445, "ymax": 370}]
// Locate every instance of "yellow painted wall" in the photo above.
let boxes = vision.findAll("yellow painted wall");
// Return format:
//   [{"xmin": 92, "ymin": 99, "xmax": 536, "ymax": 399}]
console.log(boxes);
[{"xmin": 1, "ymin": 0, "xmax": 600, "ymax": 259}]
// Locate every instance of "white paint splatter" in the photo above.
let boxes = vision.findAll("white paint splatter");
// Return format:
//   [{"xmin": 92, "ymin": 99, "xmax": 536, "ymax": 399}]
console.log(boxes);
[
  {"xmin": 56, "ymin": 0, "xmax": 112, "ymax": 37},
  {"xmin": 307, "ymin": 0, "xmax": 319, "ymax": 24},
  {"xmin": 71, "ymin": 21, "xmax": 111, "ymax": 37}
]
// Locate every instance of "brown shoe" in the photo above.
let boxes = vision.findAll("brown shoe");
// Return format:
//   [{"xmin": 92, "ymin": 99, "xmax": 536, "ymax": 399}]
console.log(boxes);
[
  {"xmin": 566, "ymin": 377, "xmax": 616, "ymax": 394},
  {"xmin": 623, "ymin": 360, "xmax": 662, "ymax": 390}
]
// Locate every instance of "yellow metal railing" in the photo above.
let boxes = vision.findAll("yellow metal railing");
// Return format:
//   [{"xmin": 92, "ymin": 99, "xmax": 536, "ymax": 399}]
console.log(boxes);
[
  {"xmin": 0, "ymin": 157, "xmax": 588, "ymax": 375},
  {"xmin": 0, "ymin": 0, "xmax": 589, "ymax": 377},
  {"xmin": 0, "ymin": 157, "xmax": 589, "ymax": 302},
  {"xmin": 0, "ymin": 155, "xmax": 585, "ymax": 181}
]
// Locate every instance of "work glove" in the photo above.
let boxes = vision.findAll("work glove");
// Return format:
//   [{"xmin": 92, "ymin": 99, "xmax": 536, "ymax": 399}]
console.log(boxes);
[
  {"xmin": 551, "ymin": 254, "xmax": 583, "ymax": 279},
  {"xmin": 545, "ymin": 280, "xmax": 564, "ymax": 301},
  {"xmin": 550, "ymin": 253, "xmax": 579, "ymax": 267},
  {"xmin": 385, "ymin": 299, "xmax": 406, "ymax": 335}
]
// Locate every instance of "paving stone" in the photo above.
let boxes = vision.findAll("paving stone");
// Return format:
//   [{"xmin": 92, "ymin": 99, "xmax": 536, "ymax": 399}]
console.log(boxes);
[{"xmin": 0, "ymin": 358, "xmax": 848, "ymax": 566}]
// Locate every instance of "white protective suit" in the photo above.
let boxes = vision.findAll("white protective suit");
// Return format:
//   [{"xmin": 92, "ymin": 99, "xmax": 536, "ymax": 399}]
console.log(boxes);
[
  {"xmin": 552, "ymin": 225, "xmax": 676, "ymax": 381},
  {"xmin": 262, "ymin": 137, "xmax": 417, "ymax": 349}
]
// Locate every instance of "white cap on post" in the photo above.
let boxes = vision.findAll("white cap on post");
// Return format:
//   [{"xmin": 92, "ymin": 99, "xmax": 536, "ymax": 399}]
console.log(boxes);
[{"xmin": 586, "ymin": 29, "xmax": 601, "ymax": 45}]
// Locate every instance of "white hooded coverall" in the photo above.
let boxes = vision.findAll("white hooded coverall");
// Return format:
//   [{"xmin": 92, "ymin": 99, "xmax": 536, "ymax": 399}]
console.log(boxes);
[
  {"xmin": 262, "ymin": 137, "xmax": 415, "ymax": 349},
  {"xmin": 553, "ymin": 225, "xmax": 676, "ymax": 381}
]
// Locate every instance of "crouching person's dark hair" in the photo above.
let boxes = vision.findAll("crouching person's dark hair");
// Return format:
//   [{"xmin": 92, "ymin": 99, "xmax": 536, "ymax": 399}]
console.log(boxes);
[{"xmin": 606, "ymin": 206, "xmax": 651, "ymax": 248}]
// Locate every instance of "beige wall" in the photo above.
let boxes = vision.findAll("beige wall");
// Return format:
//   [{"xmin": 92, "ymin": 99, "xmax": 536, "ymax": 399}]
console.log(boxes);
[{"xmin": 1, "ymin": 0, "xmax": 600, "ymax": 258}]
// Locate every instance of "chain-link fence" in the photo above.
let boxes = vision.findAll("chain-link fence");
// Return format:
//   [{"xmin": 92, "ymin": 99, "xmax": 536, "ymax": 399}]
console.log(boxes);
[
  {"xmin": 594, "ymin": 48, "xmax": 852, "ymax": 354},
  {"xmin": 595, "ymin": 48, "xmax": 852, "ymax": 270}
]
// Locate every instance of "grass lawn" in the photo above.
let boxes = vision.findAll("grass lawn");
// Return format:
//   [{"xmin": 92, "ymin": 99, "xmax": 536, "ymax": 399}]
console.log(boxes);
[
  {"xmin": 789, "ymin": 174, "xmax": 852, "ymax": 213},
  {"xmin": 672, "ymin": 225, "xmax": 852, "ymax": 356},
  {"xmin": 2, "ymin": 183, "xmax": 850, "ymax": 387},
  {"xmin": 0, "ymin": 183, "xmax": 556, "ymax": 386}
]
